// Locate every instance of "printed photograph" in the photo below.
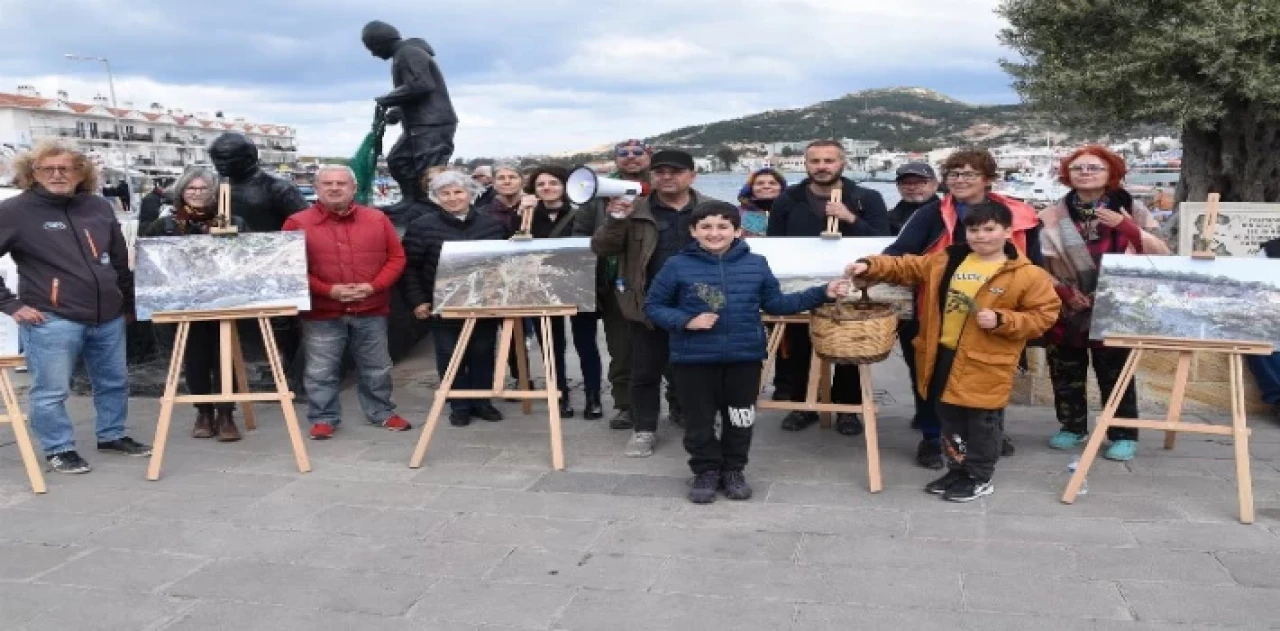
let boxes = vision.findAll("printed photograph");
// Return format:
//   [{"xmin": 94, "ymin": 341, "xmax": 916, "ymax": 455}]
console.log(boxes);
[
  {"xmin": 746, "ymin": 237, "xmax": 914, "ymax": 317},
  {"xmin": 433, "ymin": 237, "xmax": 597, "ymax": 313}
]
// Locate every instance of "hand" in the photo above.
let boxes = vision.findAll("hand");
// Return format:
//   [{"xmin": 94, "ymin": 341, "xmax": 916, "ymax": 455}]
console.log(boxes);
[
  {"xmin": 844, "ymin": 262, "xmax": 869, "ymax": 277},
  {"xmin": 350, "ymin": 284, "xmax": 375, "ymax": 301},
  {"xmin": 1095, "ymin": 208, "xmax": 1125, "ymax": 228},
  {"xmin": 976, "ymin": 309, "xmax": 998, "ymax": 330},
  {"xmin": 329, "ymin": 284, "xmax": 354, "ymax": 302},
  {"xmin": 1066, "ymin": 289, "xmax": 1093, "ymax": 311},
  {"xmin": 606, "ymin": 198, "xmax": 634, "ymax": 218},
  {"xmin": 685, "ymin": 313, "xmax": 719, "ymax": 330},
  {"xmin": 11, "ymin": 306, "xmax": 44, "ymax": 325},
  {"xmin": 519, "ymin": 194, "xmax": 538, "ymax": 213},
  {"xmin": 825, "ymin": 201, "xmax": 856, "ymax": 223},
  {"xmin": 826, "ymin": 279, "xmax": 853, "ymax": 299},
  {"xmin": 413, "ymin": 304, "xmax": 432, "ymax": 319}
]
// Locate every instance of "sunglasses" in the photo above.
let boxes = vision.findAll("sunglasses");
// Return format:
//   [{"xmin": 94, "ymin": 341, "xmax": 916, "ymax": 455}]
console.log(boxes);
[{"xmin": 615, "ymin": 147, "xmax": 647, "ymax": 158}]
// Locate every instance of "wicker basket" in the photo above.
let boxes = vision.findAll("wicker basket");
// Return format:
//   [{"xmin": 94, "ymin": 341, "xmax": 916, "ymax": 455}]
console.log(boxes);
[{"xmin": 810, "ymin": 291, "xmax": 899, "ymax": 365}]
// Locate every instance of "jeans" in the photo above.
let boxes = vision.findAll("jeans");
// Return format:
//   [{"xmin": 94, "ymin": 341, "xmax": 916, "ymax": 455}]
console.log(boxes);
[
  {"xmin": 570, "ymin": 313, "xmax": 603, "ymax": 395},
  {"xmin": 1247, "ymin": 352, "xmax": 1280, "ymax": 405},
  {"xmin": 21, "ymin": 314, "xmax": 128, "ymax": 455},
  {"xmin": 432, "ymin": 320, "xmax": 498, "ymax": 413},
  {"xmin": 302, "ymin": 316, "xmax": 396, "ymax": 426}
]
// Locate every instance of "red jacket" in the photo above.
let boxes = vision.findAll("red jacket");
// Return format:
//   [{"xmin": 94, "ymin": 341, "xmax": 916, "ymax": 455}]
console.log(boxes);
[{"xmin": 283, "ymin": 203, "xmax": 406, "ymax": 320}]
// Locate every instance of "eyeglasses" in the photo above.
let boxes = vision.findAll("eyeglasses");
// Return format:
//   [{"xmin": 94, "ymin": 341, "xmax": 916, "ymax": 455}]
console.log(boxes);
[
  {"xmin": 35, "ymin": 166, "xmax": 73, "ymax": 176},
  {"xmin": 945, "ymin": 171, "xmax": 984, "ymax": 182},
  {"xmin": 615, "ymin": 147, "xmax": 647, "ymax": 158},
  {"xmin": 1068, "ymin": 164, "xmax": 1108, "ymax": 174},
  {"xmin": 185, "ymin": 186, "xmax": 210, "ymax": 192}
]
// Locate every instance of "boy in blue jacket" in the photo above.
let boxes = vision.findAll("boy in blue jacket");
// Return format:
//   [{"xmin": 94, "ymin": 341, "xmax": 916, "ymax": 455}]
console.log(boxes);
[{"xmin": 645, "ymin": 201, "xmax": 849, "ymax": 503}]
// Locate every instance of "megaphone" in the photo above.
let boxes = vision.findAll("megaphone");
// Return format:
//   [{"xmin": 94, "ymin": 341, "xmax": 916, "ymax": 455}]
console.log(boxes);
[{"xmin": 567, "ymin": 166, "xmax": 646, "ymax": 205}]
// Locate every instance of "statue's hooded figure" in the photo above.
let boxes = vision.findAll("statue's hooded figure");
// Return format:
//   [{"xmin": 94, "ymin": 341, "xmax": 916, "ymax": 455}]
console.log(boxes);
[{"xmin": 208, "ymin": 132, "xmax": 308, "ymax": 232}]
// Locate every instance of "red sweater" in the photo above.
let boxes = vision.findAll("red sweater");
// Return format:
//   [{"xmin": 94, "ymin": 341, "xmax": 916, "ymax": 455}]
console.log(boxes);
[{"xmin": 283, "ymin": 203, "xmax": 406, "ymax": 320}]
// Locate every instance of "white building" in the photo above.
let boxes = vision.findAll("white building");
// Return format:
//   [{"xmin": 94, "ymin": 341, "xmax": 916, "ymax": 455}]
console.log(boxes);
[{"xmin": 0, "ymin": 85, "xmax": 297, "ymax": 175}]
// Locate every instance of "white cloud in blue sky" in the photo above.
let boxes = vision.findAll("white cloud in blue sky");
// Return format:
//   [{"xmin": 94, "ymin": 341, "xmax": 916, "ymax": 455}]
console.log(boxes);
[{"xmin": 0, "ymin": 0, "xmax": 1016, "ymax": 157}]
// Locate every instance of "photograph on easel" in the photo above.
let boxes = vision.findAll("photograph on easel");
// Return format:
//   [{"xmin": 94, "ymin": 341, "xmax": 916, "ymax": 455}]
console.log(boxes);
[
  {"xmin": 134, "ymin": 232, "xmax": 311, "ymax": 320},
  {"xmin": 745, "ymin": 237, "xmax": 914, "ymax": 317},
  {"xmin": 1090, "ymin": 254, "xmax": 1280, "ymax": 344},
  {"xmin": 432, "ymin": 237, "xmax": 596, "ymax": 313},
  {"xmin": 1176, "ymin": 202, "xmax": 1280, "ymax": 257}
]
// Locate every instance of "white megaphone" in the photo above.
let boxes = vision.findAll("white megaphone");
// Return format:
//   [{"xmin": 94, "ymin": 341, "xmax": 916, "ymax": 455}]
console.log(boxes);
[{"xmin": 567, "ymin": 166, "xmax": 646, "ymax": 206}]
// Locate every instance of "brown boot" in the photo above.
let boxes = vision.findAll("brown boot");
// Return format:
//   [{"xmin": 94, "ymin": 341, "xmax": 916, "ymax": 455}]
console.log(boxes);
[
  {"xmin": 192, "ymin": 409, "xmax": 215, "ymax": 438},
  {"xmin": 215, "ymin": 408, "xmax": 241, "ymax": 442}
]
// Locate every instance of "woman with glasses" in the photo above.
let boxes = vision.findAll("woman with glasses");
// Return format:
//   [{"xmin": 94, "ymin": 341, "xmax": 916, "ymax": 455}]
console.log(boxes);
[
  {"xmin": 882, "ymin": 147, "xmax": 1041, "ymax": 469},
  {"xmin": 1038, "ymin": 145, "xmax": 1168, "ymax": 462},
  {"xmin": 736, "ymin": 168, "xmax": 787, "ymax": 237},
  {"xmin": 143, "ymin": 167, "xmax": 248, "ymax": 442}
]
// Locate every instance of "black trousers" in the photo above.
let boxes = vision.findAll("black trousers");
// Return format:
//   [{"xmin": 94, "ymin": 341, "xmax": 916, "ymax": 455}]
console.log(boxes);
[
  {"xmin": 628, "ymin": 322, "xmax": 679, "ymax": 433},
  {"xmin": 184, "ymin": 321, "xmax": 233, "ymax": 413},
  {"xmin": 569, "ymin": 313, "xmax": 603, "ymax": 395},
  {"xmin": 431, "ymin": 320, "xmax": 498, "ymax": 413},
  {"xmin": 932, "ymin": 346, "xmax": 1004, "ymax": 482},
  {"xmin": 778, "ymin": 323, "xmax": 862, "ymax": 404},
  {"xmin": 676, "ymin": 362, "xmax": 760, "ymax": 474},
  {"xmin": 601, "ymin": 290, "xmax": 632, "ymax": 410},
  {"xmin": 1047, "ymin": 344, "xmax": 1139, "ymax": 441},
  {"xmin": 899, "ymin": 319, "xmax": 938, "ymax": 439}
]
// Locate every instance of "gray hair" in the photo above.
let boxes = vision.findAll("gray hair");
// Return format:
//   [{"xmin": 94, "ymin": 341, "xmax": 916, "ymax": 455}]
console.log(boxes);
[
  {"xmin": 171, "ymin": 166, "xmax": 221, "ymax": 209},
  {"xmin": 491, "ymin": 161, "xmax": 521, "ymax": 178},
  {"xmin": 314, "ymin": 163, "xmax": 356, "ymax": 184},
  {"xmin": 429, "ymin": 170, "xmax": 480, "ymax": 202}
]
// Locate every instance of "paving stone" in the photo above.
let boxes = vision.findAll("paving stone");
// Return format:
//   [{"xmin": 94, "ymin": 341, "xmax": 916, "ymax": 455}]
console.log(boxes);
[
  {"xmin": 167, "ymin": 601, "xmax": 438, "ymax": 631},
  {"xmin": 1123, "ymin": 521, "xmax": 1280, "ymax": 551},
  {"xmin": 986, "ymin": 490, "xmax": 1187, "ymax": 520},
  {"xmin": 793, "ymin": 604, "xmax": 1196, "ymax": 631},
  {"xmin": 11, "ymin": 583, "xmax": 193, "ymax": 630},
  {"xmin": 1073, "ymin": 546, "xmax": 1234, "ymax": 584},
  {"xmin": 963, "ymin": 574, "xmax": 1132, "ymax": 620},
  {"xmin": 908, "ymin": 511, "xmax": 1138, "ymax": 546},
  {"xmin": 0, "ymin": 541, "xmax": 86, "ymax": 580},
  {"xmin": 410, "ymin": 463, "xmax": 547, "ymax": 489},
  {"xmin": 84, "ymin": 518, "xmax": 329, "ymax": 561},
  {"xmin": 554, "ymin": 588, "xmax": 795, "ymax": 631},
  {"xmin": 0, "ymin": 507, "xmax": 116, "ymax": 545},
  {"xmin": 265, "ymin": 477, "xmax": 443, "ymax": 508},
  {"xmin": 303, "ymin": 535, "xmax": 512, "ymax": 578},
  {"xmin": 591, "ymin": 522, "xmax": 802, "ymax": 562},
  {"xmin": 407, "ymin": 577, "xmax": 577, "ymax": 627},
  {"xmin": 1121, "ymin": 582, "xmax": 1280, "ymax": 626},
  {"xmin": 799, "ymin": 533, "xmax": 1077, "ymax": 577},
  {"xmin": 666, "ymin": 502, "xmax": 906, "ymax": 537},
  {"xmin": 423, "ymin": 487, "xmax": 684, "ymax": 522},
  {"xmin": 527, "ymin": 471, "xmax": 631, "ymax": 494},
  {"xmin": 36, "ymin": 548, "xmax": 209, "ymax": 593},
  {"xmin": 436, "ymin": 512, "xmax": 608, "ymax": 550},
  {"xmin": 1, "ymin": 483, "xmax": 152, "ymax": 515},
  {"xmin": 486, "ymin": 547, "xmax": 665, "ymax": 590},
  {"xmin": 1213, "ymin": 551, "xmax": 1280, "ymax": 588}
]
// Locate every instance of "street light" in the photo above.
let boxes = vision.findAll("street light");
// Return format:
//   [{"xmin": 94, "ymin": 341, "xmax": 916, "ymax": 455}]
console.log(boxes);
[{"xmin": 64, "ymin": 53, "xmax": 117, "ymax": 109}]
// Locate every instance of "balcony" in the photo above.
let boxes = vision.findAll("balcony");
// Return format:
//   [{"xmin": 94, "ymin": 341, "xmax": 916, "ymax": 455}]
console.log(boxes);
[
  {"xmin": 161, "ymin": 134, "xmax": 185, "ymax": 145},
  {"xmin": 124, "ymin": 133, "xmax": 154, "ymax": 143},
  {"xmin": 31, "ymin": 126, "xmax": 84, "ymax": 139}
]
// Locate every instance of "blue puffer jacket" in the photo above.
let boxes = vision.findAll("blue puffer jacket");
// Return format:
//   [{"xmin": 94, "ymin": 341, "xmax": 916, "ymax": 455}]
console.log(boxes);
[{"xmin": 645, "ymin": 239, "xmax": 831, "ymax": 364}]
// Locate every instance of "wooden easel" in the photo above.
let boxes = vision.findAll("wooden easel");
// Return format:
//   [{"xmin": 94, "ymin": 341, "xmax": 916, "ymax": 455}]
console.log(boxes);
[
  {"xmin": 410, "ymin": 305, "xmax": 576, "ymax": 470},
  {"xmin": 209, "ymin": 183, "xmax": 238, "ymax": 236},
  {"xmin": 758, "ymin": 314, "xmax": 882, "ymax": 492},
  {"xmin": 0, "ymin": 356, "xmax": 45, "ymax": 494},
  {"xmin": 148, "ymin": 305, "xmax": 310, "ymax": 480},
  {"xmin": 821, "ymin": 184, "xmax": 844, "ymax": 239},
  {"xmin": 511, "ymin": 196, "xmax": 535, "ymax": 241}
]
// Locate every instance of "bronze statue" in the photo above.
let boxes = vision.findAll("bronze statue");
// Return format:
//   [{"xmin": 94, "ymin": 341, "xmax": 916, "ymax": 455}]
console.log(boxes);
[
  {"xmin": 362, "ymin": 20, "xmax": 458, "ymax": 211},
  {"xmin": 208, "ymin": 133, "xmax": 308, "ymax": 231}
]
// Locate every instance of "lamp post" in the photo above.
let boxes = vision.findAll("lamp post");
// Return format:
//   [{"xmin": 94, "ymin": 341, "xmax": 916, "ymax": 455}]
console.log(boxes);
[{"xmin": 64, "ymin": 53, "xmax": 117, "ymax": 109}]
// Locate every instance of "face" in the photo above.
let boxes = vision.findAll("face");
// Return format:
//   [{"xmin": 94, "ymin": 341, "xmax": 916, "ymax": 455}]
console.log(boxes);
[
  {"xmin": 651, "ymin": 166, "xmax": 694, "ymax": 196},
  {"xmin": 533, "ymin": 173, "xmax": 564, "ymax": 203},
  {"xmin": 33, "ymin": 153, "xmax": 83, "ymax": 196},
  {"xmin": 437, "ymin": 185, "xmax": 471, "ymax": 214},
  {"xmin": 182, "ymin": 177, "xmax": 212, "ymax": 208},
  {"xmin": 896, "ymin": 175, "xmax": 939, "ymax": 203},
  {"xmin": 317, "ymin": 169, "xmax": 356, "ymax": 207},
  {"xmin": 1067, "ymin": 154, "xmax": 1109, "ymax": 192},
  {"xmin": 804, "ymin": 146, "xmax": 844, "ymax": 185},
  {"xmin": 965, "ymin": 220, "xmax": 1012, "ymax": 257},
  {"xmin": 614, "ymin": 146, "xmax": 651, "ymax": 177},
  {"xmin": 493, "ymin": 169, "xmax": 522, "ymax": 196},
  {"xmin": 944, "ymin": 164, "xmax": 991, "ymax": 202},
  {"xmin": 472, "ymin": 171, "xmax": 492, "ymax": 187},
  {"xmin": 690, "ymin": 214, "xmax": 741, "ymax": 255},
  {"xmin": 751, "ymin": 174, "xmax": 782, "ymax": 200}
]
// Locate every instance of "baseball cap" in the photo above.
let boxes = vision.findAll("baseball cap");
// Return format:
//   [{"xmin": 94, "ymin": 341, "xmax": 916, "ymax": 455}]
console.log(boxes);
[
  {"xmin": 896, "ymin": 162, "xmax": 937, "ymax": 181},
  {"xmin": 650, "ymin": 149, "xmax": 694, "ymax": 171}
]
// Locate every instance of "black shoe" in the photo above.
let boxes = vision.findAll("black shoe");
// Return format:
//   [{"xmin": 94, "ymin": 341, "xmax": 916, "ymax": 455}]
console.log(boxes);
[
  {"xmin": 473, "ymin": 404, "xmax": 504, "ymax": 422},
  {"xmin": 835, "ymin": 413, "xmax": 864, "ymax": 436},
  {"xmin": 46, "ymin": 451, "xmax": 91, "ymax": 474},
  {"xmin": 559, "ymin": 397, "xmax": 575, "ymax": 419},
  {"xmin": 688, "ymin": 470, "xmax": 720, "ymax": 504},
  {"xmin": 924, "ymin": 469, "xmax": 968, "ymax": 494},
  {"xmin": 720, "ymin": 469, "xmax": 753, "ymax": 500},
  {"xmin": 97, "ymin": 436, "xmax": 151, "ymax": 457},
  {"xmin": 608, "ymin": 409, "xmax": 633, "ymax": 430},
  {"xmin": 1001, "ymin": 435, "xmax": 1016, "ymax": 457},
  {"xmin": 667, "ymin": 408, "xmax": 684, "ymax": 428},
  {"xmin": 449, "ymin": 410, "xmax": 472, "ymax": 427},
  {"xmin": 916, "ymin": 438, "xmax": 944, "ymax": 470},
  {"xmin": 583, "ymin": 393, "xmax": 604, "ymax": 420},
  {"xmin": 943, "ymin": 476, "xmax": 994, "ymax": 503},
  {"xmin": 780, "ymin": 411, "xmax": 819, "ymax": 432}
]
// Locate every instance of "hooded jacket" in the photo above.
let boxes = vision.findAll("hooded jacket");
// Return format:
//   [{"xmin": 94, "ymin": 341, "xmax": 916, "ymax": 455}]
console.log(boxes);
[
  {"xmin": 645, "ymin": 239, "xmax": 830, "ymax": 364},
  {"xmin": 766, "ymin": 176, "xmax": 890, "ymax": 237}
]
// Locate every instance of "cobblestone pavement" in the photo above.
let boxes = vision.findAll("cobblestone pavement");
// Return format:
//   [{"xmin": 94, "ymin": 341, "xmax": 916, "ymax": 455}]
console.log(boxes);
[{"xmin": 2, "ymin": 339, "xmax": 1280, "ymax": 630}]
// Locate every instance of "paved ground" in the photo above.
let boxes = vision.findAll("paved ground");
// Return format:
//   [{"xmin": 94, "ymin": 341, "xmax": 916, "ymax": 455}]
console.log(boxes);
[{"xmin": 2, "ymin": 339, "xmax": 1280, "ymax": 630}]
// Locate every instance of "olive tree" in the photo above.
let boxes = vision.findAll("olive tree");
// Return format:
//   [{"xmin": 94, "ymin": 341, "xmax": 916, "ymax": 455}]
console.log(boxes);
[{"xmin": 998, "ymin": 0, "xmax": 1280, "ymax": 201}]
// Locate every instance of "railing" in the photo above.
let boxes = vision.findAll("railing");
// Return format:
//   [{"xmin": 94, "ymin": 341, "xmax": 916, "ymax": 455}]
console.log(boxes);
[{"xmin": 125, "ymin": 133, "xmax": 154, "ymax": 143}]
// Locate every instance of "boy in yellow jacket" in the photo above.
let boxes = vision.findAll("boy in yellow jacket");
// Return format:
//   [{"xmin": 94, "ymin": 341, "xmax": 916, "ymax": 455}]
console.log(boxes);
[{"xmin": 847, "ymin": 202, "xmax": 1060, "ymax": 501}]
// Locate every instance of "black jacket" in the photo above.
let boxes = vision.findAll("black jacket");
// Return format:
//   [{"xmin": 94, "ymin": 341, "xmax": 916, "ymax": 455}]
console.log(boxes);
[
  {"xmin": 530, "ymin": 203, "xmax": 577, "ymax": 239},
  {"xmin": 766, "ymin": 177, "xmax": 890, "ymax": 237},
  {"xmin": 401, "ymin": 208, "xmax": 505, "ymax": 309},
  {"xmin": 887, "ymin": 196, "xmax": 939, "ymax": 236},
  {"xmin": 139, "ymin": 189, "xmax": 166, "ymax": 225},
  {"xmin": 0, "ymin": 187, "xmax": 134, "ymax": 324}
]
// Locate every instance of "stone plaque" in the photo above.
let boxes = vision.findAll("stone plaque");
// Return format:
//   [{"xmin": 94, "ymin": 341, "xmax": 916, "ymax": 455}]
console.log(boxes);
[{"xmin": 1177, "ymin": 202, "xmax": 1280, "ymax": 256}]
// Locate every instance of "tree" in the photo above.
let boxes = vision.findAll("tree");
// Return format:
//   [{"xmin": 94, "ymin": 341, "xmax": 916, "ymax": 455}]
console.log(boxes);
[
  {"xmin": 998, "ymin": 0, "xmax": 1280, "ymax": 202},
  {"xmin": 715, "ymin": 146, "xmax": 739, "ymax": 171},
  {"xmin": 780, "ymin": 146, "xmax": 798, "ymax": 158}
]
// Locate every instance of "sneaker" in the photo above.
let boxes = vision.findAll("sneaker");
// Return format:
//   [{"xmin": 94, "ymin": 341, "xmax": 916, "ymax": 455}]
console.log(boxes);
[
  {"xmin": 608, "ymin": 409, "xmax": 633, "ymax": 430},
  {"xmin": 915, "ymin": 438, "xmax": 944, "ymax": 470},
  {"xmin": 380, "ymin": 415, "xmax": 412, "ymax": 432},
  {"xmin": 688, "ymin": 470, "xmax": 720, "ymax": 504},
  {"xmin": 473, "ymin": 404, "xmax": 504, "ymax": 422},
  {"xmin": 1048, "ymin": 430, "xmax": 1087, "ymax": 450},
  {"xmin": 1104, "ymin": 439, "xmax": 1138, "ymax": 461},
  {"xmin": 624, "ymin": 431, "xmax": 656, "ymax": 458},
  {"xmin": 780, "ymin": 411, "xmax": 819, "ymax": 432},
  {"xmin": 943, "ymin": 476, "xmax": 994, "ymax": 502},
  {"xmin": 309, "ymin": 423, "xmax": 335, "ymax": 440},
  {"xmin": 720, "ymin": 469, "xmax": 753, "ymax": 500},
  {"xmin": 924, "ymin": 469, "xmax": 968, "ymax": 494},
  {"xmin": 96, "ymin": 436, "xmax": 151, "ymax": 457},
  {"xmin": 46, "ymin": 451, "xmax": 91, "ymax": 474},
  {"xmin": 449, "ymin": 410, "xmax": 472, "ymax": 427},
  {"xmin": 1001, "ymin": 435, "xmax": 1016, "ymax": 456},
  {"xmin": 835, "ymin": 413, "xmax": 863, "ymax": 436}
]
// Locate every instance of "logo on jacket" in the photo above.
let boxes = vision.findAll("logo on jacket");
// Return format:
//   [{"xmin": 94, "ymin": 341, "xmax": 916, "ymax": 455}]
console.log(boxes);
[{"xmin": 43, "ymin": 221, "xmax": 68, "ymax": 230}]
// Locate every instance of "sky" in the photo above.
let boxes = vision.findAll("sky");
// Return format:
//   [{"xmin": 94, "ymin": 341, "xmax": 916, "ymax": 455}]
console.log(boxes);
[{"xmin": 0, "ymin": 0, "xmax": 1019, "ymax": 158}]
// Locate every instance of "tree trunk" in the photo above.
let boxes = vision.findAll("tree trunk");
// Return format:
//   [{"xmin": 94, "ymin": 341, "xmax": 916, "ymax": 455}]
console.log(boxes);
[{"xmin": 1178, "ymin": 99, "xmax": 1280, "ymax": 203}]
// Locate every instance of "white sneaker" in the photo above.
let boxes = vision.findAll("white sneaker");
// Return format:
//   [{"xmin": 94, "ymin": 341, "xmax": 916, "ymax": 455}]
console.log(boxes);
[{"xmin": 624, "ymin": 431, "xmax": 656, "ymax": 458}]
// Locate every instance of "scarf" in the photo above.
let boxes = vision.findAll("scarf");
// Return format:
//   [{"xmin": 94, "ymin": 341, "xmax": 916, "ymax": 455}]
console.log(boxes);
[{"xmin": 174, "ymin": 205, "xmax": 219, "ymax": 235}]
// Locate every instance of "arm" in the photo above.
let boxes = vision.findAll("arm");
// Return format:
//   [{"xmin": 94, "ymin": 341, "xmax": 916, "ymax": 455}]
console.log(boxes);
[
  {"xmin": 759, "ymin": 260, "xmax": 830, "ymax": 315},
  {"xmin": 765, "ymin": 196, "xmax": 790, "ymax": 236},
  {"xmin": 862, "ymin": 254, "xmax": 934, "ymax": 288},
  {"xmin": 990, "ymin": 269, "xmax": 1062, "ymax": 341},
  {"xmin": 369, "ymin": 215, "xmax": 407, "ymax": 292},
  {"xmin": 0, "ymin": 215, "xmax": 20, "ymax": 315},
  {"xmin": 882, "ymin": 202, "xmax": 937, "ymax": 255},
  {"xmin": 643, "ymin": 263, "xmax": 696, "ymax": 332},
  {"xmin": 590, "ymin": 215, "xmax": 629, "ymax": 256},
  {"xmin": 399, "ymin": 220, "xmax": 432, "ymax": 308},
  {"xmin": 377, "ymin": 48, "xmax": 438, "ymax": 106},
  {"xmin": 844, "ymin": 189, "xmax": 890, "ymax": 237}
]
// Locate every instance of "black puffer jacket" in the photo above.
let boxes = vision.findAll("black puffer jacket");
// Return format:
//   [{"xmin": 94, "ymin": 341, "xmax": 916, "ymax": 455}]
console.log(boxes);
[
  {"xmin": 766, "ymin": 176, "xmax": 890, "ymax": 237},
  {"xmin": 400, "ymin": 208, "xmax": 505, "ymax": 310}
]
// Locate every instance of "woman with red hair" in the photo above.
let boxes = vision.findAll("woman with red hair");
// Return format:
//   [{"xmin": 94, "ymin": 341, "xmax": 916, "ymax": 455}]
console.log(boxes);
[{"xmin": 1039, "ymin": 145, "xmax": 1168, "ymax": 461}]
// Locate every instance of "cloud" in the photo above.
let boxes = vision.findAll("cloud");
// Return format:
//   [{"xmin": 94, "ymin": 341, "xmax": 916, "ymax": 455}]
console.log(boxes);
[{"xmin": 0, "ymin": 0, "xmax": 1018, "ymax": 157}]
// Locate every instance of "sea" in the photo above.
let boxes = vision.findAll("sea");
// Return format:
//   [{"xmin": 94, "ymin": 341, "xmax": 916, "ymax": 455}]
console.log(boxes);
[{"xmin": 693, "ymin": 172, "xmax": 901, "ymax": 208}]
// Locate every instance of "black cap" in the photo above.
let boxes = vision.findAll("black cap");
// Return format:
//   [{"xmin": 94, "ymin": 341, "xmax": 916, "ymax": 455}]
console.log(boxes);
[
  {"xmin": 896, "ymin": 162, "xmax": 937, "ymax": 181},
  {"xmin": 650, "ymin": 149, "xmax": 694, "ymax": 171}
]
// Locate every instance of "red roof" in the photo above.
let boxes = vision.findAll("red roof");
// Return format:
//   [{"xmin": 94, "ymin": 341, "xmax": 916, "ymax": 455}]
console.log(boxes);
[{"xmin": 0, "ymin": 91, "xmax": 290, "ymax": 132}]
